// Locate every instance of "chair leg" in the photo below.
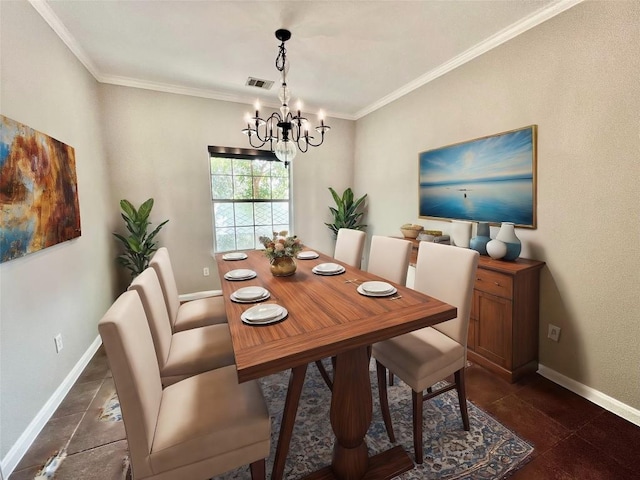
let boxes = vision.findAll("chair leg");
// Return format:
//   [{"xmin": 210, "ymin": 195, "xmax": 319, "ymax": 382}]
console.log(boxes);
[
  {"xmin": 412, "ymin": 389, "xmax": 424, "ymax": 464},
  {"xmin": 272, "ymin": 364, "xmax": 307, "ymax": 480},
  {"xmin": 454, "ymin": 368, "xmax": 470, "ymax": 431},
  {"xmin": 375, "ymin": 360, "xmax": 396, "ymax": 443},
  {"xmin": 250, "ymin": 459, "xmax": 266, "ymax": 480},
  {"xmin": 315, "ymin": 359, "xmax": 333, "ymax": 391},
  {"xmin": 388, "ymin": 371, "xmax": 394, "ymax": 386}
]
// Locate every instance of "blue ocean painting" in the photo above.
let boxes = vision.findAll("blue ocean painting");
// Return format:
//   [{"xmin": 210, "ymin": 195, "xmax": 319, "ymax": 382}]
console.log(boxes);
[{"xmin": 419, "ymin": 127, "xmax": 535, "ymax": 226}]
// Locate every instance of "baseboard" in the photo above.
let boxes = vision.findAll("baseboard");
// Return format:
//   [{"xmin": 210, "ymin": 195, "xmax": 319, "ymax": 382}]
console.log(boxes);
[
  {"xmin": 537, "ymin": 364, "xmax": 640, "ymax": 427},
  {"xmin": 1, "ymin": 336, "xmax": 103, "ymax": 478}
]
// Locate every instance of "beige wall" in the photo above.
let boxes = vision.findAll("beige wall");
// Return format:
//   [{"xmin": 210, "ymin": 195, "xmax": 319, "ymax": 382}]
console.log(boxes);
[
  {"xmin": 0, "ymin": 1, "xmax": 116, "ymax": 460},
  {"xmin": 2, "ymin": 0, "xmax": 639, "ymax": 471},
  {"xmin": 354, "ymin": 1, "xmax": 640, "ymax": 410},
  {"xmin": 99, "ymin": 85, "xmax": 355, "ymax": 294}
]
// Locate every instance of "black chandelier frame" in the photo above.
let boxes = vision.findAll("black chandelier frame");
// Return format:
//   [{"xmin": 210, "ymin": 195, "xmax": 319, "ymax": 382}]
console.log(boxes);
[{"xmin": 242, "ymin": 29, "xmax": 330, "ymax": 162}]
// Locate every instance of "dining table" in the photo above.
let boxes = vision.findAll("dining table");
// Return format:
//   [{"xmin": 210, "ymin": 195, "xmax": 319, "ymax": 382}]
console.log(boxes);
[{"xmin": 215, "ymin": 248, "xmax": 457, "ymax": 480}]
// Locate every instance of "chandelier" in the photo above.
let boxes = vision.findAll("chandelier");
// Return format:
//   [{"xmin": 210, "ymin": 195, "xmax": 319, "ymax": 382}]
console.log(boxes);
[{"xmin": 242, "ymin": 29, "xmax": 330, "ymax": 165}]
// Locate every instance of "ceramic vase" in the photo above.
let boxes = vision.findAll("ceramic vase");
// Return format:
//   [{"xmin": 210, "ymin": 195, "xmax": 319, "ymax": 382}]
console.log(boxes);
[
  {"xmin": 470, "ymin": 221, "xmax": 491, "ymax": 255},
  {"xmin": 451, "ymin": 220, "xmax": 473, "ymax": 248},
  {"xmin": 486, "ymin": 239, "xmax": 507, "ymax": 260},
  {"xmin": 270, "ymin": 256, "xmax": 297, "ymax": 276},
  {"xmin": 495, "ymin": 222, "xmax": 521, "ymax": 261}
]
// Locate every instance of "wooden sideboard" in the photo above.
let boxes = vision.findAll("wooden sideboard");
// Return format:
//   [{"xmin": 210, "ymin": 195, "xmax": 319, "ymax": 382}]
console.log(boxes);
[{"xmin": 402, "ymin": 238, "xmax": 545, "ymax": 383}]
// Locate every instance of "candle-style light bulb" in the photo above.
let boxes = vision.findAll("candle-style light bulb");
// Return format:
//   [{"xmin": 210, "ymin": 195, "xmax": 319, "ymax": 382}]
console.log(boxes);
[
  {"xmin": 296, "ymin": 100, "xmax": 302, "ymax": 115},
  {"xmin": 254, "ymin": 100, "xmax": 260, "ymax": 118},
  {"xmin": 318, "ymin": 110, "xmax": 325, "ymax": 125}
]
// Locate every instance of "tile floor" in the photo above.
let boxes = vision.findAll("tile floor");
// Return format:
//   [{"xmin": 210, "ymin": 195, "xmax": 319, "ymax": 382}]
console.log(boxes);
[{"xmin": 8, "ymin": 348, "xmax": 640, "ymax": 480}]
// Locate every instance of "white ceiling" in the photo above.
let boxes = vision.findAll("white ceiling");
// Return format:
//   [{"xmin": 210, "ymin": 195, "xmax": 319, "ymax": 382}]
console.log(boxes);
[{"xmin": 32, "ymin": 0, "xmax": 581, "ymax": 120}]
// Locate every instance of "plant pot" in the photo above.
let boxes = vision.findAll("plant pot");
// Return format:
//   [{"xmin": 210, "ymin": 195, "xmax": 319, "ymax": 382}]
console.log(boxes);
[{"xmin": 270, "ymin": 256, "xmax": 297, "ymax": 276}]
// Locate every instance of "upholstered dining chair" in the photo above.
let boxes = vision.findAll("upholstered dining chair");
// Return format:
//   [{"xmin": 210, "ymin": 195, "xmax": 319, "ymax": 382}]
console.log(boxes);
[
  {"xmin": 150, "ymin": 247, "xmax": 227, "ymax": 333},
  {"xmin": 372, "ymin": 241, "xmax": 479, "ymax": 463},
  {"xmin": 99, "ymin": 290, "xmax": 270, "ymax": 480},
  {"xmin": 333, "ymin": 228, "xmax": 366, "ymax": 269},
  {"xmin": 367, "ymin": 235, "xmax": 412, "ymax": 286},
  {"xmin": 316, "ymin": 235, "xmax": 413, "ymax": 390},
  {"xmin": 128, "ymin": 268, "xmax": 234, "ymax": 387}
]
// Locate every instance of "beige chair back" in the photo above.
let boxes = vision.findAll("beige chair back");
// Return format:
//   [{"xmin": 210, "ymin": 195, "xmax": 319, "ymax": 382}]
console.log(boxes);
[
  {"xmin": 334, "ymin": 228, "xmax": 366, "ymax": 268},
  {"xmin": 149, "ymin": 247, "xmax": 181, "ymax": 327},
  {"xmin": 98, "ymin": 291, "xmax": 162, "ymax": 479},
  {"xmin": 367, "ymin": 236, "xmax": 412, "ymax": 285},
  {"xmin": 414, "ymin": 242, "xmax": 478, "ymax": 346},
  {"xmin": 128, "ymin": 268, "xmax": 173, "ymax": 369}
]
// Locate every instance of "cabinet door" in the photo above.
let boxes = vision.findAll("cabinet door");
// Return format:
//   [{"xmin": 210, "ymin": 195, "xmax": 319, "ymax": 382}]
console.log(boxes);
[{"xmin": 475, "ymin": 290, "xmax": 513, "ymax": 369}]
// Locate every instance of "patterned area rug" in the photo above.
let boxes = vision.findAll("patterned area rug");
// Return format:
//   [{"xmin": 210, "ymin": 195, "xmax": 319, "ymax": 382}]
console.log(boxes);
[{"xmin": 217, "ymin": 360, "xmax": 534, "ymax": 479}]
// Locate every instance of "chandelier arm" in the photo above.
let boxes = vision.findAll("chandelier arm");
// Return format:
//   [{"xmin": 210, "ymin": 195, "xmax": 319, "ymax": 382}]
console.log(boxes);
[
  {"xmin": 300, "ymin": 133, "xmax": 326, "ymax": 148},
  {"xmin": 241, "ymin": 28, "xmax": 330, "ymax": 161},
  {"xmin": 246, "ymin": 134, "xmax": 268, "ymax": 149}
]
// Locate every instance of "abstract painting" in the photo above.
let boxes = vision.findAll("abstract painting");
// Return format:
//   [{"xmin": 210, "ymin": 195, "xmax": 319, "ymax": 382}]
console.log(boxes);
[
  {"xmin": 1, "ymin": 115, "xmax": 81, "ymax": 263},
  {"xmin": 419, "ymin": 125, "xmax": 537, "ymax": 228}
]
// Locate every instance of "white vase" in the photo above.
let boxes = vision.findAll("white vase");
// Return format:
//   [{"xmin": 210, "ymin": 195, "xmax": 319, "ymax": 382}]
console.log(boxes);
[
  {"xmin": 486, "ymin": 239, "xmax": 507, "ymax": 259},
  {"xmin": 450, "ymin": 220, "xmax": 472, "ymax": 248},
  {"xmin": 495, "ymin": 222, "xmax": 521, "ymax": 261}
]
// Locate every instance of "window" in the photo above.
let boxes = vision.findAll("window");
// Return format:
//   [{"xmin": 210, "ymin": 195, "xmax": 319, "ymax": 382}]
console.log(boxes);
[{"xmin": 209, "ymin": 146, "xmax": 291, "ymax": 253}]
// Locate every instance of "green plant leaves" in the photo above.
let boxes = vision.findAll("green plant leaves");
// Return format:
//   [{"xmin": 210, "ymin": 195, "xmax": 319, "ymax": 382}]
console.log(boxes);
[
  {"xmin": 113, "ymin": 198, "xmax": 168, "ymax": 278},
  {"xmin": 325, "ymin": 187, "xmax": 367, "ymax": 237}
]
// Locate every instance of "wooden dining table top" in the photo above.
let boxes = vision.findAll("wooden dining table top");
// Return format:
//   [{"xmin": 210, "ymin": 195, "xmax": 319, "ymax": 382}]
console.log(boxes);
[{"xmin": 215, "ymin": 248, "xmax": 457, "ymax": 383}]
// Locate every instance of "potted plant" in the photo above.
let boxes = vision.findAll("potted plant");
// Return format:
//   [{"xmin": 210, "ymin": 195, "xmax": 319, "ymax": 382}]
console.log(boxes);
[
  {"xmin": 324, "ymin": 187, "xmax": 367, "ymax": 238},
  {"xmin": 258, "ymin": 231, "xmax": 303, "ymax": 276},
  {"xmin": 113, "ymin": 198, "xmax": 169, "ymax": 278}
]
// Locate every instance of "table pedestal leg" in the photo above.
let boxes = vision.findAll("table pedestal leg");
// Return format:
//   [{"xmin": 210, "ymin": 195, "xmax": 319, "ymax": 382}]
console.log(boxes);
[
  {"xmin": 301, "ymin": 346, "xmax": 415, "ymax": 480},
  {"xmin": 330, "ymin": 346, "xmax": 371, "ymax": 479}
]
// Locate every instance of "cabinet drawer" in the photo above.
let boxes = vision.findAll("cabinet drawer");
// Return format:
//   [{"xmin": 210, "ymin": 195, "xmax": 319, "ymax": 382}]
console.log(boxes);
[{"xmin": 474, "ymin": 268, "xmax": 513, "ymax": 298}]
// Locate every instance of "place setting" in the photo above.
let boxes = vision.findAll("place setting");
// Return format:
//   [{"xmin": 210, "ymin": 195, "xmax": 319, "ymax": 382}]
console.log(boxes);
[
  {"xmin": 224, "ymin": 268, "xmax": 257, "ymax": 281},
  {"xmin": 241, "ymin": 303, "xmax": 288, "ymax": 326},
  {"xmin": 356, "ymin": 281, "xmax": 399, "ymax": 298},
  {"xmin": 312, "ymin": 262, "xmax": 346, "ymax": 276},
  {"xmin": 297, "ymin": 250, "xmax": 320, "ymax": 260},
  {"xmin": 222, "ymin": 251, "xmax": 248, "ymax": 261},
  {"xmin": 230, "ymin": 286, "xmax": 270, "ymax": 303}
]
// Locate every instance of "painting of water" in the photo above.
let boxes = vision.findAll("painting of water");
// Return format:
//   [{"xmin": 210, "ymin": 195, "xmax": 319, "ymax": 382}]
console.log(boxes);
[{"xmin": 419, "ymin": 125, "xmax": 536, "ymax": 227}]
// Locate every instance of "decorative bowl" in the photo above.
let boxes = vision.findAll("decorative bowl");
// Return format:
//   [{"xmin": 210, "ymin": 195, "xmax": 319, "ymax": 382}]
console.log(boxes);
[{"xmin": 400, "ymin": 226, "xmax": 423, "ymax": 239}]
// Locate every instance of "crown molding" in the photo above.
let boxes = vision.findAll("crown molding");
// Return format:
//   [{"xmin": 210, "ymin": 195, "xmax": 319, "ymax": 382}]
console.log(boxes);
[
  {"xmin": 28, "ymin": 0, "xmax": 102, "ymax": 80},
  {"xmin": 354, "ymin": 0, "xmax": 584, "ymax": 119},
  {"xmin": 99, "ymin": 75, "xmax": 356, "ymax": 121},
  {"xmin": 31, "ymin": 0, "xmax": 581, "ymax": 123}
]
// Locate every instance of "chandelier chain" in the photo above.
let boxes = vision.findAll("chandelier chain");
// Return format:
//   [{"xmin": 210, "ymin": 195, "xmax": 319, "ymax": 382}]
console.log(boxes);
[{"xmin": 241, "ymin": 29, "xmax": 330, "ymax": 166}]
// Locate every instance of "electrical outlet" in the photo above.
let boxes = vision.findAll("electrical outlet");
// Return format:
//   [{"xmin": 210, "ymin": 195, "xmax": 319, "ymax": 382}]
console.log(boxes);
[
  {"xmin": 547, "ymin": 324, "xmax": 561, "ymax": 342},
  {"xmin": 54, "ymin": 334, "xmax": 64, "ymax": 353},
  {"xmin": 203, "ymin": 267, "xmax": 210, "ymax": 277}
]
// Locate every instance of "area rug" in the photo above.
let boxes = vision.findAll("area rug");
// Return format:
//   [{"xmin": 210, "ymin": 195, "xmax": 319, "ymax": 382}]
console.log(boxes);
[{"xmin": 217, "ymin": 360, "xmax": 534, "ymax": 479}]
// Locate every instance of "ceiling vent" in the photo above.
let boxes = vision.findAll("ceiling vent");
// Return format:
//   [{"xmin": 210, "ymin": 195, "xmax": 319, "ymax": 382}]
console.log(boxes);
[{"xmin": 246, "ymin": 77, "xmax": 274, "ymax": 90}]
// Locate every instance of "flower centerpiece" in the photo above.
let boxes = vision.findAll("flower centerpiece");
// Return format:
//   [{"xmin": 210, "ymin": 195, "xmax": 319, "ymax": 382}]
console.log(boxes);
[{"xmin": 259, "ymin": 231, "xmax": 303, "ymax": 276}]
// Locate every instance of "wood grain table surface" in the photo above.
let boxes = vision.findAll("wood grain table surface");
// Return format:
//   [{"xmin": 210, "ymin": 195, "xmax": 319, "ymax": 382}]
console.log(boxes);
[{"xmin": 215, "ymin": 248, "xmax": 457, "ymax": 480}]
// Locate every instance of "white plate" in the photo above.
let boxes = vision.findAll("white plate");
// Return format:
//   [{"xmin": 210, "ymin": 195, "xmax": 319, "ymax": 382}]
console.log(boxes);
[
  {"xmin": 357, "ymin": 284, "xmax": 398, "ymax": 297},
  {"xmin": 223, "ymin": 252, "xmax": 248, "ymax": 261},
  {"xmin": 243, "ymin": 304, "xmax": 283, "ymax": 321},
  {"xmin": 297, "ymin": 251, "xmax": 319, "ymax": 259},
  {"xmin": 224, "ymin": 269, "xmax": 257, "ymax": 281},
  {"xmin": 231, "ymin": 292, "xmax": 270, "ymax": 304},
  {"xmin": 312, "ymin": 265, "xmax": 346, "ymax": 276},
  {"xmin": 361, "ymin": 281, "xmax": 395, "ymax": 294},
  {"xmin": 314, "ymin": 262, "xmax": 343, "ymax": 273},
  {"xmin": 232, "ymin": 286, "xmax": 268, "ymax": 301},
  {"xmin": 241, "ymin": 306, "xmax": 288, "ymax": 326}
]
